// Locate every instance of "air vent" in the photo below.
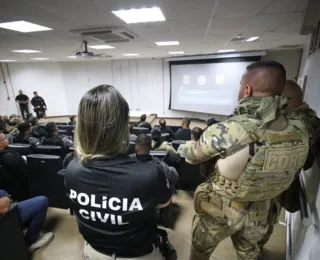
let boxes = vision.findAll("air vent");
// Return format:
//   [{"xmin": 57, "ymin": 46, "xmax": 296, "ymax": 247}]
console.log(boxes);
[
  {"xmin": 278, "ymin": 45, "xmax": 302, "ymax": 49},
  {"xmin": 70, "ymin": 27, "xmax": 138, "ymax": 43}
]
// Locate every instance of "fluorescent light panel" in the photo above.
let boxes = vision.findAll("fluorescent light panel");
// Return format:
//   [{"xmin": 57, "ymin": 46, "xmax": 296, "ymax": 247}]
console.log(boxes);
[
  {"xmin": 112, "ymin": 7, "xmax": 165, "ymax": 24},
  {"xmin": 88, "ymin": 45, "xmax": 114, "ymax": 49},
  {"xmin": 168, "ymin": 51, "xmax": 184, "ymax": 55},
  {"xmin": 122, "ymin": 53, "xmax": 140, "ymax": 56},
  {"xmin": 30, "ymin": 58, "xmax": 49, "ymax": 60},
  {"xmin": 246, "ymin": 36, "xmax": 260, "ymax": 42},
  {"xmin": 0, "ymin": 21, "xmax": 52, "ymax": 33},
  {"xmin": 67, "ymin": 56, "xmax": 77, "ymax": 59},
  {"xmin": 155, "ymin": 41, "xmax": 179, "ymax": 46},
  {"xmin": 0, "ymin": 60, "xmax": 16, "ymax": 62},
  {"xmin": 12, "ymin": 49, "xmax": 41, "ymax": 53},
  {"xmin": 217, "ymin": 49, "xmax": 236, "ymax": 53}
]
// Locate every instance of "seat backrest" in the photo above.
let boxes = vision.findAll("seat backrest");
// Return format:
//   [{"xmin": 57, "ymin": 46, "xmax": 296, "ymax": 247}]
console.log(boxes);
[
  {"xmin": 150, "ymin": 151, "xmax": 168, "ymax": 160},
  {"xmin": 56, "ymin": 122, "xmax": 68, "ymax": 126},
  {"xmin": 179, "ymin": 157, "xmax": 206, "ymax": 191},
  {"xmin": 172, "ymin": 140, "xmax": 186, "ymax": 151},
  {"xmin": 27, "ymin": 154, "xmax": 69, "ymax": 209},
  {"xmin": 58, "ymin": 125, "xmax": 75, "ymax": 136},
  {"xmin": 132, "ymin": 127, "xmax": 150, "ymax": 135},
  {"xmin": 36, "ymin": 145, "xmax": 62, "ymax": 156},
  {"xmin": 8, "ymin": 144, "xmax": 32, "ymax": 156},
  {"xmin": 126, "ymin": 142, "xmax": 136, "ymax": 155},
  {"xmin": 0, "ymin": 204, "xmax": 30, "ymax": 260},
  {"xmin": 58, "ymin": 129, "xmax": 68, "ymax": 136}
]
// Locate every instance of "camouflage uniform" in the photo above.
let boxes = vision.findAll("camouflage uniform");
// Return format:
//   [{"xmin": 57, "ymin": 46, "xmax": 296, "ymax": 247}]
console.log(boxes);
[{"xmin": 186, "ymin": 96, "xmax": 309, "ymax": 260}]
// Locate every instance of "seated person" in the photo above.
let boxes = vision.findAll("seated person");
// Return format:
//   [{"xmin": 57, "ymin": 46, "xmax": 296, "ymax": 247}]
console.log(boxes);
[
  {"xmin": 178, "ymin": 127, "xmax": 203, "ymax": 156},
  {"xmin": 1, "ymin": 114, "xmax": 11, "ymax": 125},
  {"xmin": 65, "ymin": 85, "xmax": 171, "ymax": 259},
  {"xmin": 42, "ymin": 122, "xmax": 74, "ymax": 148},
  {"xmin": 151, "ymin": 127, "xmax": 177, "ymax": 154},
  {"xmin": 0, "ymin": 122, "xmax": 13, "ymax": 144},
  {"xmin": 68, "ymin": 115, "xmax": 76, "ymax": 126},
  {"xmin": 173, "ymin": 117, "xmax": 191, "ymax": 141},
  {"xmin": 129, "ymin": 125, "xmax": 137, "ymax": 142},
  {"xmin": 132, "ymin": 134, "xmax": 179, "ymax": 193},
  {"xmin": 158, "ymin": 119, "xmax": 174, "ymax": 140},
  {"xmin": 30, "ymin": 117, "xmax": 48, "ymax": 138},
  {"xmin": 136, "ymin": 114, "xmax": 152, "ymax": 131},
  {"xmin": 14, "ymin": 122, "xmax": 41, "ymax": 147},
  {"xmin": 0, "ymin": 189, "xmax": 54, "ymax": 252}
]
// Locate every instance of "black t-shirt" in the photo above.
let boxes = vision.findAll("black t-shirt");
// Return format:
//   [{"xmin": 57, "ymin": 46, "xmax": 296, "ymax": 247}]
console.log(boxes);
[
  {"xmin": 65, "ymin": 155, "xmax": 171, "ymax": 256},
  {"xmin": 15, "ymin": 94, "xmax": 29, "ymax": 104},
  {"xmin": 160, "ymin": 126, "xmax": 174, "ymax": 139},
  {"xmin": 31, "ymin": 96, "xmax": 46, "ymax": 108},
  {"xmin": 173, "ymin": 128, "xmax": 191, "ymax": 141}
]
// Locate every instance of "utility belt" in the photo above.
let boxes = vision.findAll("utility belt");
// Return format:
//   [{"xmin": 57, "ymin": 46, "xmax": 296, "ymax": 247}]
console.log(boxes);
[{"xmin": 194, "ymin": 182, "xmax": 281, "ymax": 225}]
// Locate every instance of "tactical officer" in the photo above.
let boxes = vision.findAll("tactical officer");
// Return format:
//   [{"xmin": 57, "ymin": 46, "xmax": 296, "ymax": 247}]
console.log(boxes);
[
  {"xmin": 15, "ymin": 90, "xmax": 30, "ymax": 119},
  {"xmin": 31, "ymin": 91, "xmax": 47, "ymax": 119},
  {"xmin": 186, "ymin": 61, "xmax": 310, "ymax": 260}
]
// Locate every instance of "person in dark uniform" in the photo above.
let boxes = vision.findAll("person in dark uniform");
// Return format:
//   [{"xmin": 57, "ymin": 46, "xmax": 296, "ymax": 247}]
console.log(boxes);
[
  {"xmin": 15, "ymin": 90, "xmax": 29, "ymax": 119},
  {"xmin": 136, "ymin": 114, "xmax": 152, "ymax": 131},
  {"xmin": 68, "ymin": 115, "xmax": 76, "ymax": 126},
  {"xmin": 42, "ymin": 122, "xmax": 73, "ymax": 148},
  {"xmin": 173, "ymin": 117, "xmax": 191, "ymax": 141},
  {"xmin": 158, "ymin": 119, "xmax": 174, "ymax": 140},
  {"xmin": 31, "ymin": 91, "xmax": 47, "ymax": 119},
  {"xmin": 65, "ymin": 85, "xmax": 171, "ymax": 260},
  {"xmin": 30, "ymin": 117, "xmax": 48, "ymax": 138}
]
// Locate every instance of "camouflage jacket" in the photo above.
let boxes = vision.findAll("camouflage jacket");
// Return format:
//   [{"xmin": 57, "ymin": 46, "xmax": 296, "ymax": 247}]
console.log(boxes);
[{"xmin": 288, "ymin": 103, "xmax": 320, "ymax": 170}]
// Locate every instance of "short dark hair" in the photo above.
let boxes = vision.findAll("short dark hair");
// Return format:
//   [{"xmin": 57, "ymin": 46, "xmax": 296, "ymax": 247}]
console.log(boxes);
[
  {"xmin": 0, "ymin": 122, "xmax": 6, "ymax": 132},
  {"xmin": 207, "ymin": 117, "xmax": 218, "ymax": 127},
  {"xmin": 135, "ymin": 134, "xmax": 152, "ymax": 151},
  {"xmin": 191, "ymin": 127, "xmax": 203, "ymax": 141},
  {"xmin": 159, "ymin": 119, "xmax": 166, "ymax": 127},
  {"xmin": 140, "ymin": 114, "xmax": 147, "ymax": 122},
  {"xmin": 45, "ymin": 122, "xmax": 57, "ymax": 135},
  {"xmin": 33, "ymin": 91, "xmax": 37, "ymax": 95},
  {"xmin": 30, "ymin": 117, "xmax": 38, "ymax": 126},
  {"xmin": 17, "ymin": 122, "xmax": 31, "ymax": 136},
  {"xmin": 182, "ymin": 117, "xmax": 191, "ymax": 127},
  {"xmin": 70, "ymin": 115, "xmax": 76, "ymax": 122}
]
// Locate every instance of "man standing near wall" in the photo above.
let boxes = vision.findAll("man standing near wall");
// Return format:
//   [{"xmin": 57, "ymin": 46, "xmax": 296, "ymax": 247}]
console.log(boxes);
[
  {"xmin": 186, "ymin": 61, "xmax": 310, "ymax": 260},
  {"xmin": 31, "ymin": 91, "xmax": 47, "ymax": 119},
  {"xmin": 15, "ymin": 90, "xmax": 29, "ymax": 119}
]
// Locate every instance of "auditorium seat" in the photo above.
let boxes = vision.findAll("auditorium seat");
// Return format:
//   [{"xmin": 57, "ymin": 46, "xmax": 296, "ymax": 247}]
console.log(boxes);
[
  {"xmin": 178, "ymin": 156, "xmax": 206, "ymax": 190},
  {"xmin": 150, "ymin": 151, "xmax": 168, "ymax": 160},
  {"xmin": 58, "ymin": 125, "xmax": 75, "ymax": 136},
  {"xmin": 56, "ymin": 122, "xmax": 68, "ymax": 126},
  {"xmin": 58, "ymin": 129, "xmax": 68, "ymax": 136},
  {"xmin": 36, "ymin": 145, "xmax": 62, "ymax": 156},
  {"xmin": 154, "ymin": 125, "xmax": 180, "ymax": 133},
  {"xmin": 132, "ymin": 127, "xmax": 150, "ymax": 135},
  {"xmin": 0, "ymin": 204, "xmax": 30, "ymax": 260},
  {"xmin": 126, "ymin": 142, "xmax": 136, "ymax": 155},
  {"xmin": 27, "ymin": 154, "xmax": 69, "ymax": 209},
  {"xmin": 8, "ymin": 144, "xmax": 32, "ymax": 156},
  {"xmin": 172, "ymin": 140, "xmax": 186, "ymax": 151}
]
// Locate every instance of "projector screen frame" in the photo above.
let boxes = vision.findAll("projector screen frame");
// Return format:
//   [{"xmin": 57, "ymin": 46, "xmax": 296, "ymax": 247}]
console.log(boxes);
[{"xmin": 168, "ymin": 56, "xmax": 261, "ymax": 114}]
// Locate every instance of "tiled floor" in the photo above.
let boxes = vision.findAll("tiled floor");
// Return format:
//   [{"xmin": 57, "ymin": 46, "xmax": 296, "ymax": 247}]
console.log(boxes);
[{"xmin": 33, "ymin": 191, "xmax": 286, "ymax": 260}]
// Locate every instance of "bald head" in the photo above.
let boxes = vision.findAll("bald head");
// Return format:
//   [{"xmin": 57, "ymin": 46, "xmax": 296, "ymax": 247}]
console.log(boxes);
[
  {"xmin": 283, "ymin": 80, "xmax": 303, "ymax": 112},
  {"xmin": 238, "ymin": 60, "xmax": 286, "ymax": 100}
]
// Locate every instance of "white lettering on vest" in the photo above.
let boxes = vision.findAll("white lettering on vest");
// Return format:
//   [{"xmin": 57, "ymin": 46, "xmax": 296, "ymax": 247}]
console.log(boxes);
[
  {"xmin": 91, "ymin": 211, "xmax": 96, "ymax": 222},
  {"xmin": 129, "ymin": 198, "xmax": 143, "ymax": 211},
  {"xmin": 123, "ymin": 198, "xmax": 128, "ymax": 211},
  {"xmin": 111, "ymin": 214, "xmax": 116, "ymax": 225},
  {"xmin": 79, "ymin": 209, "xmax": 89, "ymax": 220},
  {"xmin": 109, "ymin": 197, "xmax": 121, "ymax": 211},
  {"xmin": 70, "ymin": 189, "xmax": 77, "ymax": 199},
  {"xmin": 117, "ymin": 215, "xmax": 129, "ymax": 225},
  {"xmin": 102, "ymin": 196, "xmax": 107, "ymax": 209},
  {"xmin": 78, "ymin": 193, "xmax": 90, "ymax": 206},
  {"xmin": 96, "ymin": 212, "xmax": 109, "ymax": 223},
  {"xmin": 91, "ymin": 195, "xmax": 101, "ymax": 208}
]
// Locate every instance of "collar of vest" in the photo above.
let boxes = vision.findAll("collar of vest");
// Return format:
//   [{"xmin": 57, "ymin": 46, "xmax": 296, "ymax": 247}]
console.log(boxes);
[
  {"xmin": 83, "ymin": 154, "xmax": 136, "ymax": 168},
  {"xmin": 289, "ymin": 103, "xmax": 316, "ymax": 119},
  {"xmin": 233, "ymin": 95, "xmax": 288, "ymax": 127}
]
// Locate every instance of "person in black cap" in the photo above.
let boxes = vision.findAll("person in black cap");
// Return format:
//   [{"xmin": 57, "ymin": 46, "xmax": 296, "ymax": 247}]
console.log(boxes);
[
  {"xmin": 42, "ymin": 122, "xmax": 74, "ymax": 148},
  {"xmin": 15, "ymin": 90, "xmax": 30, "ymax": 119},
  {"xmin": 136, "ymin": 114, "xmax": 152, "ymax": 131},
  {"xmin": 31, "ymin": 91, "xmax": 47, "ymax": 119}
]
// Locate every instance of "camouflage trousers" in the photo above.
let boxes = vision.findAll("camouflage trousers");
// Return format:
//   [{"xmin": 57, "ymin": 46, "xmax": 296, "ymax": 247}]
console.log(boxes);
[{"xmin": 190, "ymin": 182, "xmax": 272, "ymax": 260}]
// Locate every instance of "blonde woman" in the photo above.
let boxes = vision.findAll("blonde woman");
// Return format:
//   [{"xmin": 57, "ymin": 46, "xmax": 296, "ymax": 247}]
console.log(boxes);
[{"xmin": 65, "ymin": 85, "xmax": 171, "ymax": 260}]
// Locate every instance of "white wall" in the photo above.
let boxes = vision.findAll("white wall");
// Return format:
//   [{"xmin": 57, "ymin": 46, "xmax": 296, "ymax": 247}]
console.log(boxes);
[{"xmin": 0, "ymin": 49, "xmax": 302, "ymax": 119}]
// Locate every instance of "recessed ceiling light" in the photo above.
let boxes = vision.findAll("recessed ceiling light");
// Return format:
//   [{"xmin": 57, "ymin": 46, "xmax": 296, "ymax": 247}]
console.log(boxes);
[
  {"xmin": 12, "ymin": 49, "xmax": 41, "ymax": 53},
  {"xmin": 0, "ymin": 21, "xmax": 52, "ymax": 33},
  {"xmin": 30, "ymin": 58, "xmax": 49, "ymax": 60},
  {"xmin": 112, "ymin": 7, "xmax": 165, "ymax": 24},
  {"xmin": 0, "ymin": 59, "xmax": 16, "ymax": 62},
  {"xmin": 67, "ymin": 56, "xmax": 77, "ymax": 59},
  {"xmin": 217, "ymin": 49, "xmax": 236, "ymax": 53},
  {"xmin": 246, "ymin": 36, "xmax": 260, "ymax": 42},
  {"xmin": 155, "ymin": 41, "xmax": 179, "ymax": 46},
  {"xmin": 122, "ymin": 53, "xmax": 140, "ymax": 56},
  {"xmin": 88, "ymin": 45, "xmax": 115, "ymax": 49},
  {"xmin": 168, "ymin": 51, "xmax": 184, "ymax": 55}
]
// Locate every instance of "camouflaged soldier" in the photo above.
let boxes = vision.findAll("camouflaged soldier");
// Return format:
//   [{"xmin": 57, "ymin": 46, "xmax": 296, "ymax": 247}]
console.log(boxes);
[{"xmin": 186, "ymin": 61, "xmax": 310, "ymax": 260}]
